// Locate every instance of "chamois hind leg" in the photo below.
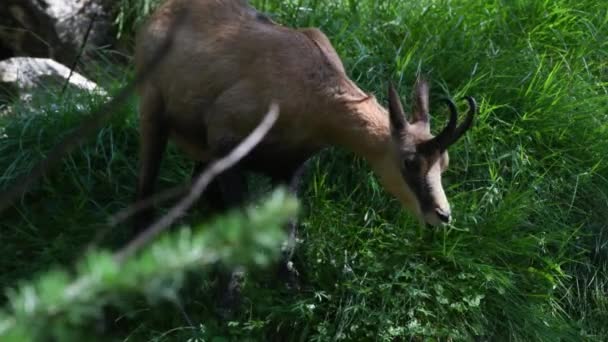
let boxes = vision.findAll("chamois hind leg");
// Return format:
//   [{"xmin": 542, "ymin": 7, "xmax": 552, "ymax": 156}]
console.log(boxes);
[
  {"xmin": 133, "ymin": 87, "xmax": 168, "ymax": 237},
  {"xmin": 101, "ymin": 88, "xmax": 168, "ymax": 334}
]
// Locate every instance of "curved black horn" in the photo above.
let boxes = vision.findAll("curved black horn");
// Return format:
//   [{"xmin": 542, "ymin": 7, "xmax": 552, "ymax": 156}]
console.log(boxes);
[
  {"xmin": 421, "ymin": 98, "xmax": 458, "ymax": 152},
  {"xmin": 445, "ymin": 96, "xmax": 476, "ymax": 147}
]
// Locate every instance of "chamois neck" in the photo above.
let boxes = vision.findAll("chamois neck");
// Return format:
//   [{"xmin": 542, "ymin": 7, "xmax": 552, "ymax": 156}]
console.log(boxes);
[
  {"xmin": 327, "ymin": 93, "xmax": 392, "ymax": 162},
  {"xmin": 326, "ymin": 92, "xmax": 418, "ymax": 216}
]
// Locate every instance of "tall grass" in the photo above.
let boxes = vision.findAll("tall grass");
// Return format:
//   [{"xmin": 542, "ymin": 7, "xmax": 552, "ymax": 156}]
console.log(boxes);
[{"xmin": 1, "ymin": 0, "xmax": 607, "ymax": 340}]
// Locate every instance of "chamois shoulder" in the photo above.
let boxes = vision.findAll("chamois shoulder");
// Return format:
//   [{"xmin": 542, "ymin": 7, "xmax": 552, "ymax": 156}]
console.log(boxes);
[{"xmin": 298, "ymin": 28, "xmax": 346, "ymax": 74}]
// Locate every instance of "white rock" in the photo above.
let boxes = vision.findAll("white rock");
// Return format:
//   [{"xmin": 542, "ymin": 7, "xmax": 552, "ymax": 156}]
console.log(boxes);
[{"xmin": 0, "ymin": 57, "xmax": 107, "ymax": 99}]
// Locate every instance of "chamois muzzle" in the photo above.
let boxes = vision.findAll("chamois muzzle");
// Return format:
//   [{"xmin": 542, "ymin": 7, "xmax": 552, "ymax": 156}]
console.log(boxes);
[
  {"xmin": 421, "ymin": 96, "xmax": 477, "ymax": 153},
  {"xmin": 434, "ymin": 207, "xmax": 451, "ymax": 223}
]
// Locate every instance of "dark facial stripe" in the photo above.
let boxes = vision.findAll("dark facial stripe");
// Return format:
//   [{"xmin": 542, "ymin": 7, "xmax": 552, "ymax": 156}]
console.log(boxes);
[{"xmin": 401, "ymin": 169, "xmax": 434, "ymax": 213}]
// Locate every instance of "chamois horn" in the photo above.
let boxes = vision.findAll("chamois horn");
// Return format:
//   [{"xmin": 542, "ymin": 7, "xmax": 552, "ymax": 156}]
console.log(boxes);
[{"xmin": 420, "ymin": 96, "xmax": 476, "ymax": 152}]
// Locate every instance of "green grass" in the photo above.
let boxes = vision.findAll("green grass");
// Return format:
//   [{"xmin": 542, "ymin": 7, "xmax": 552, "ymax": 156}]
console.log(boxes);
[{"xmin": 2, "ymin": 0, "xmax": 608, "ymax": 340}]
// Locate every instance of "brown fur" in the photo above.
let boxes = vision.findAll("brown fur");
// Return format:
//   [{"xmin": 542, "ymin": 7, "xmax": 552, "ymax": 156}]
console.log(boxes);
[
  {"xmin": 134, "ymin": 0, "xmax": 474, "ymax": 227},
  {"xmin": 136, "ymin": 0, "xmax": 386, "ymax": 160}
]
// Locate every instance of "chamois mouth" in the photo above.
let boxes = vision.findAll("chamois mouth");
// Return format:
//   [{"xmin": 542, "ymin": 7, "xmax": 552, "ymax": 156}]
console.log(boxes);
[{"xmin": 423, "ymin": 209, "xmax": 451, "ymax": 226}]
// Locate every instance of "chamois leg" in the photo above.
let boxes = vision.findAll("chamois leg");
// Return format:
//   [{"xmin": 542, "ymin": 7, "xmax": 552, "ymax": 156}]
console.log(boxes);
[
  {"xmin": 216, "ymin": 166, "xmax": 249, "ymax": 208},
  {"xmin": 189, "ymin": 162, "xmax": 249, "ymax": 320},
  {"xmin": 101, "ymin": 91, "xmax": 167, "ymax": 333},
  {"xmin": 274, "ymin": 160, "xmax": 311, "ymax": 290},
  {"xmin": 133, "ymin": 88, "xmax": 168, "ymax": 237},
  {"xmin": 191, "ymin": 162, "xmax": 226, "ymax": 212},
  {"xmin": 213, "ymin": 166, "xmax": 249, "ymax": 318}
]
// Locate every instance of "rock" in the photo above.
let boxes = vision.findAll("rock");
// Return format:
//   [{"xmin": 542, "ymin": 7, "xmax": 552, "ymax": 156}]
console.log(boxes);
[
  {"xmin": 0, "ymin": 0, "xmax": 113, "ymax": 67},
  {"xmin": 0, "ymin": 57, "xmax": 107, "ymax": 104}
]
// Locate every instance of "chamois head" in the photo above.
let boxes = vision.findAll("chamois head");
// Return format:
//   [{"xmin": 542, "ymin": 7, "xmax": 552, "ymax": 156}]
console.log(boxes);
[{"xmin": 385, "ymin": 80, "xmax": 475, "ymax": 225}]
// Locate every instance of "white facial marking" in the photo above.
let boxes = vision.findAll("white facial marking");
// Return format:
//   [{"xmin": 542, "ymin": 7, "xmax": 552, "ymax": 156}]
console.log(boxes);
[{"xmin": 426, "ymin": 159, "xmax": 450, "ymax": 220}]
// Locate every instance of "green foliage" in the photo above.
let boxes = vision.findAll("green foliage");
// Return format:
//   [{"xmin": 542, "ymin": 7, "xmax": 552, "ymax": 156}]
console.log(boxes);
[
  {"xmin": 113, "ymin": 0, "xmax": 163, "ymax": 39},
  {"xmin": 0, "ymin": 189, "xmax": 296, "ymax": 341},
  {"xmin": 0, "ymin": 0, "xmax": 607, "ymax": 340}
]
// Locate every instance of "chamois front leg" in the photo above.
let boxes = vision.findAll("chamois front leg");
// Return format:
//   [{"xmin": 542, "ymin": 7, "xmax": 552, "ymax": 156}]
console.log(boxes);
[
  {"xmin": 191, "ymin": 162, "xmax": 228, "ymax": 212},
  {"xmin": 191, "ymin": 162, "xmax": 250, "ymax": 320},
  {"xmin": 207, "ymin": 164, "xmax": 249, "ymax": 319},
  {"xmin": 273, "ymin": 159, "xmax": 311, "ymax": 290},
  {"xmin": 217, "ymin": 167, "xmax": 249, "ymax": 317},
  {"xmin": 133, "ymin": 87, "xmax": 168, "ymax": 237}
]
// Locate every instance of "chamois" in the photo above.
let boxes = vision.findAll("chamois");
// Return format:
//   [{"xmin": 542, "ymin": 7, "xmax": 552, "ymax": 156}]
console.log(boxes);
[{"xmin": 133, "ymin": 0, "xmax": 475, "ymax": 264}]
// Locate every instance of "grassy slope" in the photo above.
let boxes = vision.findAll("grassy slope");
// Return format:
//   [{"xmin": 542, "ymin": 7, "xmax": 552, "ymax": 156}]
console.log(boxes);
[{"xmin": 1, "ymin": 0, "xmax": 607, "ymax": 340}]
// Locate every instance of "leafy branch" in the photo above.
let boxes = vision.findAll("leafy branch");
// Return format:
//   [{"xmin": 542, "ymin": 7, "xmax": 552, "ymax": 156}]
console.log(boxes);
[{"xmin": 0, "ymin": 189, "xmax": 297, "ymax": 341}]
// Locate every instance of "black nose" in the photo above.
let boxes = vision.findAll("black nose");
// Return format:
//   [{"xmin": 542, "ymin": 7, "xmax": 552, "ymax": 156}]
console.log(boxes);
[{"xmin": 435, "ymin": 208, "xmax": 451, "ymax": 223}]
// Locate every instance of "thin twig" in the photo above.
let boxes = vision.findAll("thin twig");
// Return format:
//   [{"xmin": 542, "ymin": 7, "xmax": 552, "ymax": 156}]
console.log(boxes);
[
  {"xmin": 61, "ymin": 13, "xmax": 97, "ymax": 96},
  {"xmin": 0, "ymin": 25, "xmax": 51, "ymax": 49},
  {"xmin": 108, "ymin": 183, "xmax": 189, "ymax": 226},
  {"xmin": 0, "ymin": 10, "xmax": 188, "ymax": 214},
  {"xmin": 115, "ymin": 103, "xmax": 280, "ymax": 262}
]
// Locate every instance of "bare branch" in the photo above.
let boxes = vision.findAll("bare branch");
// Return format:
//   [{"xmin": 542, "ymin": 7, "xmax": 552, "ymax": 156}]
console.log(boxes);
[
  {"xmin": 115, "ymin": 103, "xmax": 280, "ymax": 262},
  {"xmin": 108, "ymin": 183, "xmax": 190, "ymax": 227},
  {"xmin": 0, "ymin": 10, "xmax": 188, "ymax": 214},
  {"xmin": 61, "ymin": 13, "xmax": 97, "ymax": 96}
]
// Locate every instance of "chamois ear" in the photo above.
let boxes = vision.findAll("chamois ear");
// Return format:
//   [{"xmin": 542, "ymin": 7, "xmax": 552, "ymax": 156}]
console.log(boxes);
[
  {"xmin": 411, "ymin": 78, "xmax": 429, "ymax": 123},
  {"xmin": 388, "ymin": 82, "xmax": 407, "ymax": 132}
]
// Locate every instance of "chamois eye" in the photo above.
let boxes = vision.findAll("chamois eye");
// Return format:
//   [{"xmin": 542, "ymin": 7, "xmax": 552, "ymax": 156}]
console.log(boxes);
[{"xmin": 402, "ymin": 157, "xmax": 419, "ymax": 171}]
